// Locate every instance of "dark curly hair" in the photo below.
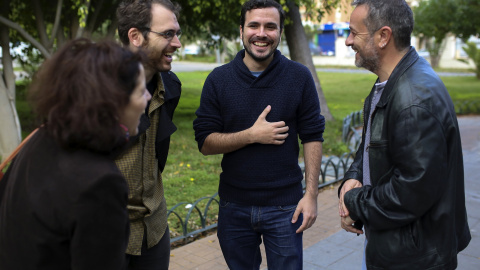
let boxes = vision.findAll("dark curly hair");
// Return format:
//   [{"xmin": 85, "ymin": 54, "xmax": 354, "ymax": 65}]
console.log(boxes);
[
  {"xmin": 240, "ymin": 0, "xmax": 285, "ymax": 30},
  {"xmin": 117, "ymin": 0, "xmax": 181, "ymax": 46},
  {"xmin": 29, "ymin": 38, "xmax": 146, "ymax": 153}
]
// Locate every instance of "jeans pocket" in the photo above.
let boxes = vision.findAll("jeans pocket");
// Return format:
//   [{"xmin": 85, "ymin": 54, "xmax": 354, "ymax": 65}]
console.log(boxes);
[
  {"xmin": 219, "ymin": 199, "xmax": 230, "ymax": 208},
  {"xmin": 277, "ymin": 204, "xmax": 297, "ymax": 211}
]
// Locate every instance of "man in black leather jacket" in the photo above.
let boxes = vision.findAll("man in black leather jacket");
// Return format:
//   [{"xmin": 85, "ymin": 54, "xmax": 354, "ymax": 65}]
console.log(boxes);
[{"xmin": 338, "ymin": 0, "xmax": 471, "ymax": 269}]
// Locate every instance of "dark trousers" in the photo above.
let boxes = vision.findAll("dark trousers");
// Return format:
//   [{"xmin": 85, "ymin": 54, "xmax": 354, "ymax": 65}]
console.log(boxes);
[{"xmin": 125, "ymin": 226, "xmax": 170, "ymax": 270}]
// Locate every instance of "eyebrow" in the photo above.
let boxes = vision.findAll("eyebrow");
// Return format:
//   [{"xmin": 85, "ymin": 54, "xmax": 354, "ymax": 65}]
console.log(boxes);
[
  {"xmin": 246, "ymin": 21, "xmax": 278, "ymax": 27},
  {"xmin": 152, "ymin": 27, "xmax": 180, "ymax": 32}
]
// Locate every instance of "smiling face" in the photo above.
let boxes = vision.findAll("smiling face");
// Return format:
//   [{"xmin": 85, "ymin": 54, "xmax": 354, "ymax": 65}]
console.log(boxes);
[
  {"xmin": 121, "ymin": 64, "xmax": 151, "ymax": 136},
  {"xmin": 142, "ymin": 3, "xmax": 182, "ymax": 73},
  {"xmin": 345, "ymin": 4, "xmax": 380, "ymax": 73},
  {"xmin": 240, "ymin": 7, "xmax": 282, "ymax": 70}
]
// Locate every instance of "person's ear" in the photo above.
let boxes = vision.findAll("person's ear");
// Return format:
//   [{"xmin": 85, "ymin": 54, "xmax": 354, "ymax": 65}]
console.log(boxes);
[
  {"xmin": 378, "ymin": 26, "xmax": 392, "ymax": 49},
  {"xmin": 239, "ymin": 25, "xmax": 243, "ymax": 40},
  {"xmin": 128, "ymin": 28, "xmax": 145, "ymax": 48}
]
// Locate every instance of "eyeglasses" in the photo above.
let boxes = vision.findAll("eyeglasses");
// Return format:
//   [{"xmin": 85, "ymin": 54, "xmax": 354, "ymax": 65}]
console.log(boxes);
[{"xmin": 146, "ymin": 28, "xmax": 182, "ymax": 41}]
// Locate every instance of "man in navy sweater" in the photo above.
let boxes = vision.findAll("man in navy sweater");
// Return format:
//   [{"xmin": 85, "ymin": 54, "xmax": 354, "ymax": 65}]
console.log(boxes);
[{"xmin": 193, "ymin": 1, "xmax": 325, "ymax": 269}]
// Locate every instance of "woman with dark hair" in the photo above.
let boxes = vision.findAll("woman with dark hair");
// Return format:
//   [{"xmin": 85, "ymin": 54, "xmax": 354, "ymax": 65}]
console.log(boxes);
[{"xmin": 0, "ymin": 38, "xmax": 151, "ymax": 269}]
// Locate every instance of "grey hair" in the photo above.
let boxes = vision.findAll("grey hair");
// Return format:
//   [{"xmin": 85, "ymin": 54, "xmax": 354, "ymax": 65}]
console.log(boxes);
[{"xmin": 352, "ymin": 0, "xmax": 413, "ymax": 50}]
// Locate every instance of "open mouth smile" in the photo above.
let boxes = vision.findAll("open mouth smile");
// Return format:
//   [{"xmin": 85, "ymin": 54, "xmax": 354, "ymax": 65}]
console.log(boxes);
[{"xmin": 253, "ymin": 41, "xmax": 269, "ymax": 47}]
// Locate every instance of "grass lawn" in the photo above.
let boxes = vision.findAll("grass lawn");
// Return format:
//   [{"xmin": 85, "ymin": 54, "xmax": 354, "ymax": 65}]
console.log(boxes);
[
  {"xmin": 13, "ymin": 71, "xmax": 480, "ymax": 209},
  {"xmin": 162, "ymin": 71, "xmax": 374, "ymax": 210},
  {"xmin": 162, "ymin": 71, "xmax": 480, "ymax": 209}
]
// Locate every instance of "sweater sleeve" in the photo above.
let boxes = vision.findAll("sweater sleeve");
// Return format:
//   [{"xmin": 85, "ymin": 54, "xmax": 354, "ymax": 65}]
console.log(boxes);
[
  {"xmin": 193, "ymin": 71, "xmax": 224, "ymax": 151},
  {"xmin": 296, "ymin": 67, "xmax": 325, "ymax": 143}
]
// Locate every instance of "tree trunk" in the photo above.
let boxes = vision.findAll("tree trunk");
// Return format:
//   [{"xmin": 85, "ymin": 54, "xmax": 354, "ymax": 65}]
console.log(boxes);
[
  {"xmin": 32, "ymin": 0, "xmax": 50, "ymax": 47},
  {"xmin": 430, "ymin": 55, "xmax": 440, "ymax": 68},
  {"xmin": 106, "ymin": 18, "xmax": 118, "ymax": 39},
  {"xmin": 426, "ymin": 37, "xmax": 445, "ymax": 69},
  {"xmin": 0, "ymin": 85, "xmax": 21, "ymax": 162},
  {"xmin": 283, "ymin": 1, "xmax": 333, "ymax": 121},
  {"xmin": 0, "ymin": 0, "xmax": 22, "ymax": 162}
]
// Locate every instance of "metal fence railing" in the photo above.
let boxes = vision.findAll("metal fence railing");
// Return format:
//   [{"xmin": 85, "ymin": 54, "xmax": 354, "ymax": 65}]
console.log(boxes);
[{"xmin": 342, "ymin": 110, "xmax": 363, "ymax": 152}]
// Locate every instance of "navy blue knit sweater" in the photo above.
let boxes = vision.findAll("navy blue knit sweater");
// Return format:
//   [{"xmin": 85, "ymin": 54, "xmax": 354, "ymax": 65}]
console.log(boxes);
[{"xmin": 193, "ymin": 49, "xmax": 325, "ymax": 206}]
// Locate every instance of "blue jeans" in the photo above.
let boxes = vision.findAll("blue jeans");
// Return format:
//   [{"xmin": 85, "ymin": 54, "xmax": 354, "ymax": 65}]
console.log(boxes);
[{"xmin": 217, "ymin": 199, "xmax": 303, "ymax": 270}]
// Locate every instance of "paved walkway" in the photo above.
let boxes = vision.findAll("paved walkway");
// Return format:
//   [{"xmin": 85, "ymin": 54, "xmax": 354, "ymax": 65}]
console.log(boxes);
[
  {"xmin": 169, "ymin": 181, "xmax": 343, "ymax": 270},
  {"xmin": 302, "ymin": 118, "xmax": 480, "ymax": 269},
  {"xmin": 169, "ymin": 116, "xmax": 480, "ymax": 269}
]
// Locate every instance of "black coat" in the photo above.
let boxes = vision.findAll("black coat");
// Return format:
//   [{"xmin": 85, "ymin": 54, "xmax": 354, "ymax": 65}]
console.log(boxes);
[
  {"xmin": 0, "ymin": 128, "xmax": 129, "ymax": 269},
  {"xmin": 340, "ymin": 47, "xmax": 470, "ymax": 269}
]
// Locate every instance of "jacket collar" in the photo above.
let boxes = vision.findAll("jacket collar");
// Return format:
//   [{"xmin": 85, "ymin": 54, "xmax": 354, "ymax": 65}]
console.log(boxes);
[
  {"xmin": 133, "ymin": 71, "xmax": 181, "ymax": 140},
  {"xmin": 377, "ymin": 46, "xmax": 419, "ymax": 107},
  {"xmin": 232, "ymin": 49, "xmax": 286, "ymax": 89},
  {"xmin": 161, "ymin": 71, "xmax": 181, "ymax": 102}
]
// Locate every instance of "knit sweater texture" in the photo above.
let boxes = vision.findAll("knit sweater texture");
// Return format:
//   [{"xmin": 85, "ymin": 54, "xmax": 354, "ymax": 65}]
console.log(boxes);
[{"xmin": 193, "ymin": 49, "xmax": 325, "ymax": 206}]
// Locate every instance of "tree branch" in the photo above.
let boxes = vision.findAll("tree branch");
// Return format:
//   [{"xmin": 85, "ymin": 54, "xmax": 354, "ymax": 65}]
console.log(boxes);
[
  {"xmin": 0, "ymin": 15, "xmax": 51, "ymax": 58},
  {"xmin": 49, "ymin": 0, "xmax": 64, "ymax": 48},
  {"xmin": 106, "ymin": 17, "xmax": 118, "ymax": 39},
  {"xmin": 0, "ymin": 31, "xmax": 14, "ymax": 95},
  {"xmin": 75, "ymin": 0, "xmax": 92, "ymax": 38},
  {"xmin": 32, "ymin": 0, "xmax": 50, "ymax": 49},
  {"xmin": 86, "ymin": 0, "xmax": 105, "ymax": 37},
  {"xmin": 0, "ymin": 0, "xmax": 22, "ymax": 143}
]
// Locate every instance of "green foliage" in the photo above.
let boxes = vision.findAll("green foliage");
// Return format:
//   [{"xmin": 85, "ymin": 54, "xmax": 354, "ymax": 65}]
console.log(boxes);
[
  {"xmin": 76, "ymin": 1, "xmax": 91, "ymax": 29},
  {"xmin": 293, "ymin": 0, "xmax": 342, "ymax": 24},
  {"xmin": 458, "ymin": 42, "xmax": 480, "ymax": 79},
  {"xmin": 176, "ymin": 0, "xmax": 241, "ymax": 44},
  {"xmin": 413, "ymin": 0, "xmax": 455, "ymax": 41},
  {"xmin": 452, "ymin": 0, "xmax": 480, "ymax": 41},
  {"xmin": 182, "ymin": 54, "xmax": 217, "ymax": 63},
  {"xmin": 15, "ymin": 80, "xmax": 38, "ymax": 138},
  {"xmin": 176, "ymin": 0, "xmax": 342, "ymax": 46},
  {"xmin": 414, "ymin": 0, "xmax": 480, "ymax": 69},
  {"xmin": 413, "ymin": 0, "xmax": 457, "ymax": 67}
]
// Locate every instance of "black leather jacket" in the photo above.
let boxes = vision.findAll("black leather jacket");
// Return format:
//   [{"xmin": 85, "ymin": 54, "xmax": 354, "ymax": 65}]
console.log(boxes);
[{"xmin": 341, "ymin": 47, "xmax": 470, "ymax": 269}]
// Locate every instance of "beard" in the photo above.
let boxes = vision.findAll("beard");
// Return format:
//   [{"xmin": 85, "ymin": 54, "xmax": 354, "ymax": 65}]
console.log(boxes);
[
  {"xmin": 243, "ymin": 36, "xmax": 279, "ymax": 62},
  {"xmin": 142, "ymin": 39, "xmax": 171, "ymax": 72},
  {"xmin": 354, "ymin": 39, "xmax": 380, "ymax": 73}
]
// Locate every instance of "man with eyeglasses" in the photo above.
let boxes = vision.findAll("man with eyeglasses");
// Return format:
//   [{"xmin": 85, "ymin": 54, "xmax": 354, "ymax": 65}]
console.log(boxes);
[{"xmin": 116, "ymin": 0, "xmax": 182, "ymax": 269}]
